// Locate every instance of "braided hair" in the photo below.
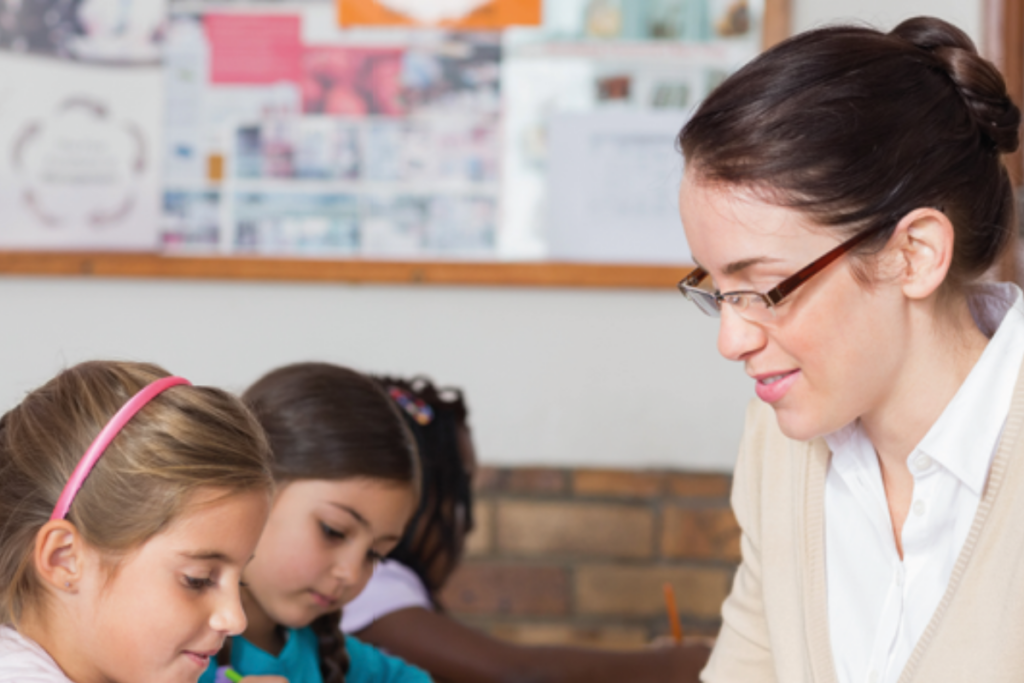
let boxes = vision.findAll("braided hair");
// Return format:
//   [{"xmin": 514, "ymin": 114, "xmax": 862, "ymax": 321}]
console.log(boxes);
[
  {"xmin": 374, "ymin": 376, "xmax": 474, "ymax": 601},
  {"xmin": 243, "ymin": 362, "xmax": 421, "ymax": 683},
  {"xmin": 311, "ymin": 612, "xmax": 349, "ymax": 683}
]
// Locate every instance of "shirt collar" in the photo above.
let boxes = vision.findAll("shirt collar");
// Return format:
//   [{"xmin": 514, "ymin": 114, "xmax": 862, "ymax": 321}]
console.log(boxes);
[{"xmin": 915, "ymin": 282, "xmax": 1024, "ymax": 494}]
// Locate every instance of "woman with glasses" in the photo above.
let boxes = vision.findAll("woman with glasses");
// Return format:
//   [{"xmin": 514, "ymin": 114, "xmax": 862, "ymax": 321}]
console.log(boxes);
[{"xmin": 676, "ymin": 15, "xmax": 1024, "ymax": 683}]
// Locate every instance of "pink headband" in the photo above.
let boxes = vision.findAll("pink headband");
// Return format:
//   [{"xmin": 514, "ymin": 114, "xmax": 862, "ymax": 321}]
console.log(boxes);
[{"xmin": 51, "ymin": 376, "xmax": 192, "ymax": 520}]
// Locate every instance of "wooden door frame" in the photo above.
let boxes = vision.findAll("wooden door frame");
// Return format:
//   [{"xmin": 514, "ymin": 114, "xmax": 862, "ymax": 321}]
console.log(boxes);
[{"xmin": 985, "ymin": 0, "xmax": 1023, "ymax": 282}]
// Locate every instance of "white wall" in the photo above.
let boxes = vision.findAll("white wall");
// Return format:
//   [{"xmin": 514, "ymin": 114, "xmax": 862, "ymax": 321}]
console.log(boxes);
[
  {"xmin": 793, "ymin": 0, "xmax": 981, "ymax": 42},
  {"xmin": 0, "ymin": 0, "xmax": 989, "ymax": 472},
  {"xmin": 0, "ymin": 277, "xmax": 751, "ymax": 471}
]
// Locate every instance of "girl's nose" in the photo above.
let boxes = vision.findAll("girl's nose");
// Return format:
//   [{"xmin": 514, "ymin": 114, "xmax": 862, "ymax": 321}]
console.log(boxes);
[
  {"xmin": 716, "ymin": 305, "xmax": 768, "ymax": 362},
  {"xmin": 209, "ymin": 585, "xmax": 248, "ymax": 636},
  {"xmin": 331, "ymin": 547, "xmax": 369, "ymax": 589}
]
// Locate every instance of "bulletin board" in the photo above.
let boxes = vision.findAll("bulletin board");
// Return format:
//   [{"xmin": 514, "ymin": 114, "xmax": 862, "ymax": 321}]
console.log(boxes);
[{"xmin": 0, "ymin": 0, "xmax": 792, "ymax": 289}]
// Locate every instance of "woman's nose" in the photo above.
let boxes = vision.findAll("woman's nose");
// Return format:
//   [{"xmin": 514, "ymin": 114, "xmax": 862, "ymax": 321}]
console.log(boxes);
[
  {"xmin": 716, "ymin": 305, "xmax": 767, "ymax": 362},
  {"xmin": 209, "ymin": 584, "xmax": 248, "ymax": 636}
]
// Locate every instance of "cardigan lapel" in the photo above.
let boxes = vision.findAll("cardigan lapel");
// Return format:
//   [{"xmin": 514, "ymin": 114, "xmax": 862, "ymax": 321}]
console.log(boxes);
[
  {"xmin": 800, "ymin": 436, "xmax": 839, "ymax": 683},
  {"xmin": 894, "ymin": 348, "xmax": 1024, "ymax": 683}
]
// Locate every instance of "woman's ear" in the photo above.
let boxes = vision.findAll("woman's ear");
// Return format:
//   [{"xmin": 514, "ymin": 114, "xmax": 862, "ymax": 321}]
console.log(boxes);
[
  {"xmin": 34, "ymin": 520, "xmax": 84, "ymax": 593},
  {"xmin": 891, "ymin": 207, "xmax": 954, "ymax": 300}
]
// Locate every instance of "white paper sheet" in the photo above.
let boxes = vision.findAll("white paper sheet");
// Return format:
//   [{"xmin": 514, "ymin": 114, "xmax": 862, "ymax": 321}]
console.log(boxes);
[
  {"xmin": 546, "ymin": 109, "xmax": 691, "ymax": 264},
  {"xmin": 0, "ymin": 53, "xmax": 162, "ymax": 249}
]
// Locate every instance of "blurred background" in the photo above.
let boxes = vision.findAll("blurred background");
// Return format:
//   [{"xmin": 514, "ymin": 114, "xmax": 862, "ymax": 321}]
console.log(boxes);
[{"xmin": 0, "ymin": 0, "xmax": 1005, "ymax": 646}]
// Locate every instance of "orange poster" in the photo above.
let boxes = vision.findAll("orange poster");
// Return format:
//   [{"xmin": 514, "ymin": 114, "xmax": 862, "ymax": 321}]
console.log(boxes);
[{"xmin": 338, "ymin": 0, "xmax": 541, "ymax": 29}]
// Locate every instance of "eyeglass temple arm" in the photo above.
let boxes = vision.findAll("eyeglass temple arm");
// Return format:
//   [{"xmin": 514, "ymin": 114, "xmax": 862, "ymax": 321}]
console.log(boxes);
[
  {"xmin": 681, "ymin": 267, "xmax": 707, "ymax": 287},
  {"xmin": 765, "ymin": 225, "xmax": 884, "ymax": 306}
]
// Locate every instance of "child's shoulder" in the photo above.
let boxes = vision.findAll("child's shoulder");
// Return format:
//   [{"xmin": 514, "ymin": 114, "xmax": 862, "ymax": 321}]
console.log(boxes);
[
  {"xmin": 342, "ymin": 560, "xmax": 432, "ymax": 633},
  {"xmin": 343, "ymin": 635, "xmax": 432, "ymax": 683},
  {"xmin": 0, "ymin": 627, "xmax": 73, "ymax": 683}
]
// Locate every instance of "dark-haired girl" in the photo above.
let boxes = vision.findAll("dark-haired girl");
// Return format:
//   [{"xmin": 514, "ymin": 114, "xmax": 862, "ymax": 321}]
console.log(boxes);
[
  {"xmin": 342, "ymin": 377, "xmax": 710, "ymax": 682},
  {"xmin": 677, "ymin": 15, "xmax": 1024, "ymax": 683},
  {"xmin": 198, "ymin": 363, "xmax": 430, "ymax": 683}
]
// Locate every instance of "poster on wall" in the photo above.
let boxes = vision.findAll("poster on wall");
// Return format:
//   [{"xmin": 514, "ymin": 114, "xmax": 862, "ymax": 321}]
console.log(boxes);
[
  {"xmin": 499, "ymin": 0, "xmax": 763, "ymax": 261},
  {"xmin": 0, "ymin": 0, "xmax": 763, "ymax": 261},
  {"xmin": 546, "ymin": 110, "xmax": 690, "ymax": 263},
  {"xmin": 0, "ymin": 0, "xmax": 164, "ymax": 249},
  {"xmin": 338, "ymin": 0, "xmax": 542, "ymax": 29},
  {"xmin": 163, "ymin": 4, "xmax": 502, "ymax": 258}
]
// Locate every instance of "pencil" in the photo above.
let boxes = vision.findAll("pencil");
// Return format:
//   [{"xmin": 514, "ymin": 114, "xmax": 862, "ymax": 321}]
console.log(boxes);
[
  {"xmin": 224, "ymin": 668, "xmax": 244, "ymax": 683},
  {"xmin": 663, "ymin": 582, "xmax": 684, "ymax": 644}
]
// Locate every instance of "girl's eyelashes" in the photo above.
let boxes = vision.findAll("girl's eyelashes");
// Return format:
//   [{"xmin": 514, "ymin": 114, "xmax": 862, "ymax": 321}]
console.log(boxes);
[
  {"xmin": 319, "ymin": 518, "xmax": 391, "ymax": 562},
  {"xmin": 183, "ymin": 574, "xmax": 216, "ymax": 591},
  {"xmin": 320, "ymin": 521, "xmax": 347, "ymax": 541}
]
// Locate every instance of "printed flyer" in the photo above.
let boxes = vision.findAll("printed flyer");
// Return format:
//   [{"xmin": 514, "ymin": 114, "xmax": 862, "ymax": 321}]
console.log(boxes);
[
  {"xmin": 0, "ymin": 0, "xmax": 164, "ymax": 249},
  {"xmin": 163, "ymin": 4, "xmax": 501, "ymax": 258}
]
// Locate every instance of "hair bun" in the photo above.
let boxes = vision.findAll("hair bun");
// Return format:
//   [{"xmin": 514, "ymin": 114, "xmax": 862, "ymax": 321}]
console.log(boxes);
[{"xmin": 892, "ymin": 16, "xmax": 1021, "ymax": 154}]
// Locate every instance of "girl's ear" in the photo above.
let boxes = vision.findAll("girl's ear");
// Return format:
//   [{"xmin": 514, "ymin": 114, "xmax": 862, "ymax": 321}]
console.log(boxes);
[
  {"xmin": 891, "ymin": 207, "xmax": 955, "ymax": 300},
  {"xmin": 34, "ymin": 520, "xmax": 84, "ymax": 593}
]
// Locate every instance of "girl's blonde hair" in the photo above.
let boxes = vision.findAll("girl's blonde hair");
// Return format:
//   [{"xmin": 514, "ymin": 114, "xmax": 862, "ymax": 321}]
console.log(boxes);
[{"xmin": 0, "ymin": 360, "xmax": 274, "ymax": 625}]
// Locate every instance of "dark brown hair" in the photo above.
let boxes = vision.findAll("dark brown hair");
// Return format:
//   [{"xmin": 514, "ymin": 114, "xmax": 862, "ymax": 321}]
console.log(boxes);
[
  {"xmin": 679, "ymin": 16, "xmax": 1021, "ymax": 292},
  {"xmin": 0, "ymin": 360, "xmax": 273, "ymax": 626},
  {"xmin": 375, "ymin": 376, "xmax": 473, "ymax": 601},
  {"xmin": 243, "ymin": 362, "xmax": 421, "ymax": 683}
]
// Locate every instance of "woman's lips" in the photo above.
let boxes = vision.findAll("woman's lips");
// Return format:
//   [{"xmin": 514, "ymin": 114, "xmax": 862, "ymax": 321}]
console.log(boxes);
[{"xmin": 753, "ymin": 369, "xmax": 800, "ymax": 403}]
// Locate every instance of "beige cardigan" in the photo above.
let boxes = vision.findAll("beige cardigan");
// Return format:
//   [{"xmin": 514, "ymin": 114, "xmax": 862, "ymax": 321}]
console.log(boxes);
[{"xmin": 701, "ymin": 362, "xmax": 1024, "ymax": 683}]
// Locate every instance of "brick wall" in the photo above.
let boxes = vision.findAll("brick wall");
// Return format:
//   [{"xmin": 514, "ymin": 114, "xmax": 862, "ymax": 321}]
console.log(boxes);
[{"xmin": 439, "ymin": 467, "xmax": 740, "ymax": 649}]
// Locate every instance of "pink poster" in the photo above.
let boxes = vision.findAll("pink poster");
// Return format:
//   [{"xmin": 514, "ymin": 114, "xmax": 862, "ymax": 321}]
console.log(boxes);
[
  {"xmin": 303, "ymin": 47, "xmax": 405, "ymax": 116},
  {"xmin": 205, "ymin": 14, "xmax": 303, "ymax": 85}
]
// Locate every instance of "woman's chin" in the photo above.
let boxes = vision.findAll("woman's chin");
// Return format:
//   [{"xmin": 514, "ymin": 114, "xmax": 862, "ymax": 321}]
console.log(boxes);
[{"xmin": 772, "ymin": 405, "xmax": 831, "ymax": 443}]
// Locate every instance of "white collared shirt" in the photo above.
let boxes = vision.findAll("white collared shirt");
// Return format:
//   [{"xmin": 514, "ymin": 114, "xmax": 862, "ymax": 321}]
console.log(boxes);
[{"xmin": 824, "ymin": 283, "xmax": 1024, "ymax": 683}]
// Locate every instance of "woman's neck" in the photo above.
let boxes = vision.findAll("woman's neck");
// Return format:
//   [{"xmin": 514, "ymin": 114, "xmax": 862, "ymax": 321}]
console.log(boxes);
[
  {"xmin": 859, "ymin": 295, "xmax": 989, "ymax": 557},
  {"xmin": 861, "ymin": 296, "xmax": 989, "ymax": 469},
  {"xmin": 240, "ymin": 589, "xmax": 286, "ymax": 656}
]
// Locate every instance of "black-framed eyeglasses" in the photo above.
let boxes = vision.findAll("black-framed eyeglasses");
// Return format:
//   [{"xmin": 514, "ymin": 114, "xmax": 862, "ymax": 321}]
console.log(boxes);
[{"xmin": 678, "ymin": 224, "xmax": 887, "ymax": 322}]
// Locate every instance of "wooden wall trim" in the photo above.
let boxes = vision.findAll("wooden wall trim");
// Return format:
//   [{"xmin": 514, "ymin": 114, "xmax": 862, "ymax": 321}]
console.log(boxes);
[{"xmin": 0, "ymin": 252, "xmax": 690, "ymax": 290}]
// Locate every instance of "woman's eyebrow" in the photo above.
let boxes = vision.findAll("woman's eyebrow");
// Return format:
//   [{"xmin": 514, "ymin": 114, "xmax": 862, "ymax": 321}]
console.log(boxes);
[{"xmin": 723, "ymin": 256, "xmax": 783, "ymax": 276}]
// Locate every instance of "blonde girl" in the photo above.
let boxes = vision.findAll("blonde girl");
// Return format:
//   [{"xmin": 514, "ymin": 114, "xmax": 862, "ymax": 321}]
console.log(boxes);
[{"xmin": 0, "ymin": 361, "xmax": 274, "ymax": 683}]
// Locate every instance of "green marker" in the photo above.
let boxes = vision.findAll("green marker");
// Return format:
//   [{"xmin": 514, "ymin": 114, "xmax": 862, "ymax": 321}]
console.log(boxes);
[{"xmin": 224, "ymin": 669, "xmax": 244, "ymax": 683}]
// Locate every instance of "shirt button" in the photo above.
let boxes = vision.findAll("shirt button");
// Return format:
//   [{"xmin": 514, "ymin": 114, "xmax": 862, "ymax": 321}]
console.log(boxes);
[
  {"xmin": 869, "ymin": 671, "xmax": 879, "ymax": 683},
  {"xmin": 913, "ymin": 500, "xmax": 927, "ymax": 516},
  {"xmin": 913, "ymin": 454, "xmax": 933, "ymax": 472}
]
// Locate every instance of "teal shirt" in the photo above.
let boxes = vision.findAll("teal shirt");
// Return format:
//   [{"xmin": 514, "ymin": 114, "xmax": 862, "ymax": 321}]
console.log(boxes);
[{"xmin": 199, "ymin": 627, "xmax": 431, "ymax": 683}]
